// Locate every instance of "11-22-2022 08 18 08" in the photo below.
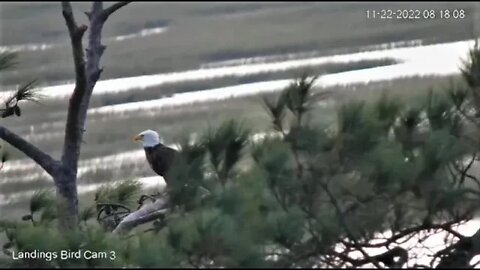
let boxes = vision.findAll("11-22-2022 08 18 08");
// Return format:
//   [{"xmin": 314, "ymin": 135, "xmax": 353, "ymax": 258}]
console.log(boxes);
[{"xmin": 366, "ymin": 8, "xmax": 466, "ymax": 20}]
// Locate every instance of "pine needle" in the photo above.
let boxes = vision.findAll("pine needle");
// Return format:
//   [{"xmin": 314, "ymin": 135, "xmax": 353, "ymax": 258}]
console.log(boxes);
[
  {"xmin": 0, "ymin": 51, "xmax": 18, "ymax": 71},
  {"xmin": 29, "ymin": 189, "xmax": 54, "ymax": 214}
]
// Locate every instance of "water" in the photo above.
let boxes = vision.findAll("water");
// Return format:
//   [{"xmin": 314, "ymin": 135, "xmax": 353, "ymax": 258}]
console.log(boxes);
[
  {"xmin": 2, "ymin": 40, "xmax": 472, "ymax": 113},
  {"xmin": 88, "ymin": 39, "xmax": 474, "ymax": 115},
  {"xmin": 0, "ymin": 26, "xmax": 168, "ymax": 53}
]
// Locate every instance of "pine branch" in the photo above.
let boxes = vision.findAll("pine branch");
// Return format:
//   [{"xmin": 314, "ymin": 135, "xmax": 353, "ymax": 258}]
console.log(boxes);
[
  {"xmin": 0, "ymin": 51, "xmax": 17, "ymax": 71},
  {"xmin": 0, "ymin": 80, "xmax": 41, "ymax": 118}
]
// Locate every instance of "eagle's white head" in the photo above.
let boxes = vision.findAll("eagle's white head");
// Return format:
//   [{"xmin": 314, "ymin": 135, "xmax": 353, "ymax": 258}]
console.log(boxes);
[{"xmin": 133, "ymin": 129, "xmax": 162, "ymax": 147}]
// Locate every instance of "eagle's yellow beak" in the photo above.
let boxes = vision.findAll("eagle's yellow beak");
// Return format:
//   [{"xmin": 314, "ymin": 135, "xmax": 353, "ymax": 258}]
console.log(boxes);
[{"xmin": 133, "ymin": 134, "xmax": 144, "ymax": 142}]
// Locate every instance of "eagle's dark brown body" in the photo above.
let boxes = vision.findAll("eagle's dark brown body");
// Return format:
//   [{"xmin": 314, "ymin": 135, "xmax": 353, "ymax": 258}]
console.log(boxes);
[{"xmin": 144, "ymin": 143, "xmax": 178, "ymax": 186}]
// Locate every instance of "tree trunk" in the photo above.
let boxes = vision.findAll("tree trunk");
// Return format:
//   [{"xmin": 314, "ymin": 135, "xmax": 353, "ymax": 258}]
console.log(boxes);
[
  {"xmin": 56, "ymin": 1, "xmax": 130, "ymax": 229},
  {"xmin": 0, "ymin": 1, "xmax": 130, "ymax": 230},
  {"xmin": 54, "ymin": 172, "xmax": 79, "ymax": 228}
]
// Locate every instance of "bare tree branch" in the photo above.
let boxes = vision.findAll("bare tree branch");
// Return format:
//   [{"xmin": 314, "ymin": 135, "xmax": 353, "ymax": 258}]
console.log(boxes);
[
  {"xmin": 0, "ymin": 126, "xmax": 60, "ymax": 176},
  {"xmin": 318, "ymin": 180, "xmax": 384, "ymax": 268},
  {"xmin": 62, "ymin": 2, "xmax": 88, "ymax": 85},
  {"xmin": 61, "ymin": 1, "xmax": 88, "ymax": 171},
  {"xmin": 102, "ymin": 1, "xmax": 131, "ymax": 21},
  {"xmin": 113, "ymin": 194, "xmax": 170, "ymax": 234},
  {"xmin": 451, "ymin": 154, "xmax": 479, "ymax": 187},
  {"xmin": 342, "ymin": 219, "xmax": 466, "ymax": 249},
  {"xmin": 61, "ymin": 1, "xmax": 131, "ymax": 171},
  {"xmin": 332, "ymin": 247, "xmax": 409, "ymax": 268},
  {"xmin": 435, "ymin": 228, "xmax": 480, "ymax": 268}
]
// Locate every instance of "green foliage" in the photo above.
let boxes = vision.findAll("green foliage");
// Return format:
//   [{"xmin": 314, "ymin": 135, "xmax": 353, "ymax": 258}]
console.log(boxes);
[
  {"xmin": 1, "ymin": 77, "xmax": 40, "ymax": 119},
  {"xmin": 366, "ymin": 140, "xmax": 417, "ymax": 193},
  {"xmin": 425, "ymin": 89, "xmax": 451, "ymax": 130},
  {"xmin": 29, "ymin": 189, "xmax": 54, "ymax": 215},
  {"xmin": 262, "ymin": 93, "xmax": 287, "ymax": 132},
  {"xmin": 267, "ymin": 207, "xmax": 306, "ymax": 248},
  {"xmin": 372, "ymin": 91, "xmax": 402, "ymax": 132},
  {"xmin": 448, "ymin": 81, "xmax": 468, "ymax": 109},
  {"xmin": 459, "ymin": 41, "xmax": 480, "ymax": 121},
  {"xmin": 79, "ymin": 206, "xmax": 96, "ymax": 224},
  {"xmin": 461, "ymin": 41, "xmax": 480, "ymax": 89},
  {"xmin": 262, "ymin": 74, "xmax": 322, "ymax": 133},
  {"xmin": 283, "ymin": 74, "xmax": 318, "ymax": 123},
  {"xmin": 0, "ymin": 50, "xmax": 42, "ymax": 178},
  {"xmin": 202, "ymin": 120, "xmax": 250, "ymax": 184},
  {"xmin": 129, "ymin": 234, "xmax": 181, "ymax": 268},
  {"xmin": 166, "ymin": 138, "xmax": 208, "ymax": 208},
  {"xmin": 0, "ymin": 51, "xmax": 17, "ymax": 71},
  {"xmin": 94, "ymin": 179, "xmax": 141, "ymax": 208},
  {"xmin": 335, "ymin": 101, "xmax": 386, "ymax": 161}
]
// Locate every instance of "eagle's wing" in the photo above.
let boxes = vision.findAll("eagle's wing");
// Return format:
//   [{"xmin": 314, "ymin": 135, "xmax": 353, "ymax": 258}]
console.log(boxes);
[{"xmin": 145, "ymin": 144, "xmax": 177, "ymax": 186}]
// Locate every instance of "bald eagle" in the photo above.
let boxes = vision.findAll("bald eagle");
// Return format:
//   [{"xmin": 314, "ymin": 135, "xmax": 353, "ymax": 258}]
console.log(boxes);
[{"xmin": 133, "ymin": 130, "xmax": 178, "ymax": 186}]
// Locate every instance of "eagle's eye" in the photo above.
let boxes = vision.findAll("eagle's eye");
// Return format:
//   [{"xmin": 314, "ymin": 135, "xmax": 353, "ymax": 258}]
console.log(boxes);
[{"xmin": 133, "ymin": 133, "xmax": 145, "ymax": 142}]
